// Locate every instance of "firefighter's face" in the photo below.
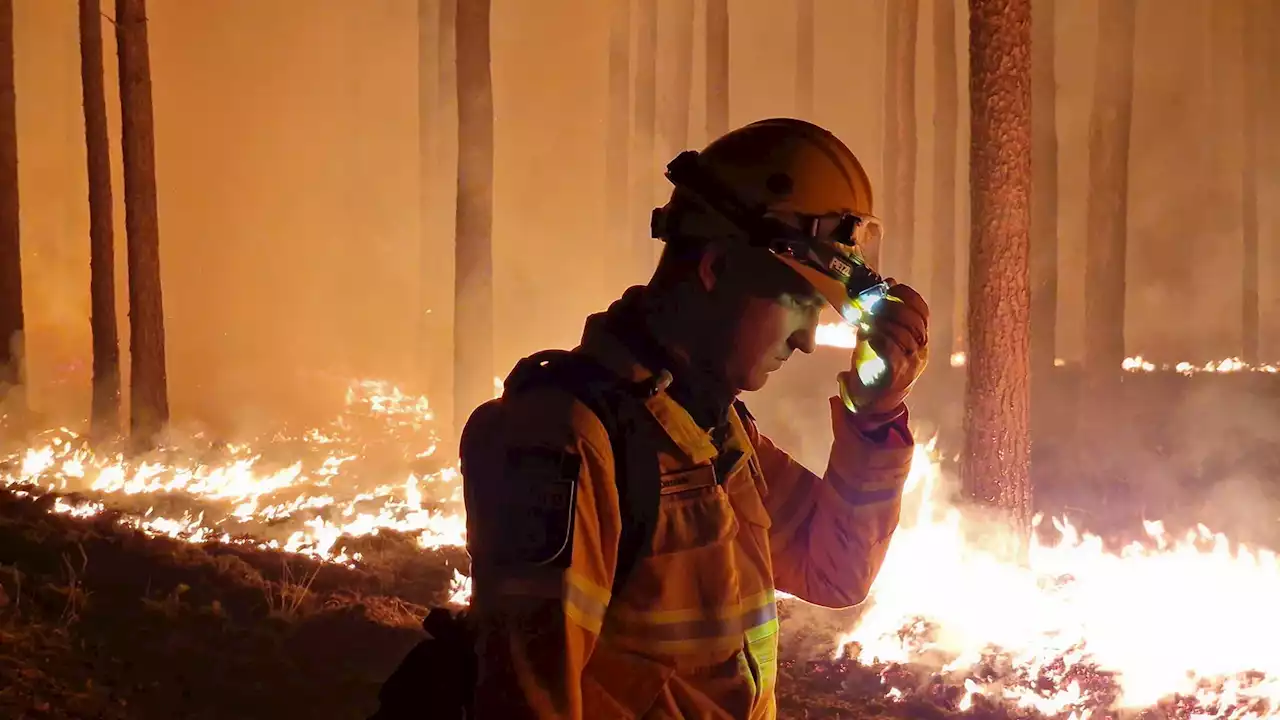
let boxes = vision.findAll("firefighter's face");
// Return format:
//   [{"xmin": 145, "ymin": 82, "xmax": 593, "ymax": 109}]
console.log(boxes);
[{"xmin": 696, "ymin": 245, "xmax": 824, "ymax": 393}]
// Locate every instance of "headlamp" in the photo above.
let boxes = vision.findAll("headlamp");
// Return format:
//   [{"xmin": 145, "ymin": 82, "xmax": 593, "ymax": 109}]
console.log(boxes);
[{"xmin": 651, "ymin": 150, "xmax": 889, "ymax": 326}]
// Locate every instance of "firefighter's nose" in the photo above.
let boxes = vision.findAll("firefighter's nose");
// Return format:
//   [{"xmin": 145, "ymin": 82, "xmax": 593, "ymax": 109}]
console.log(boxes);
[{"xmin": 789, "ymin": 323, "xmax": 817, "ymax": 355}]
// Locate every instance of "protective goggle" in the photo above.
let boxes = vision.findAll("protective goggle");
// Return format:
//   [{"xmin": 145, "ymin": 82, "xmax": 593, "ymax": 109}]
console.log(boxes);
[{"xmin": 651, "ymin": 150, "xmax": 889, "ymax": 325}]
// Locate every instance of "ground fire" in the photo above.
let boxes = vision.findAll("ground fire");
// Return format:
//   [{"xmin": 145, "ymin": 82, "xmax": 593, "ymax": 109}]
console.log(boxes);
[{"xmin": 3, "ymin": 363, "xmax": 1277, "ymax": 720}]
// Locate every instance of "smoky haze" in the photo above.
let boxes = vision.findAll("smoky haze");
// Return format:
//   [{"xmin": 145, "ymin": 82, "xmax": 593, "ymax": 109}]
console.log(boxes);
[{"xmin": 10, "ymin": 0, "xmax": 1280, "ymax": 437}]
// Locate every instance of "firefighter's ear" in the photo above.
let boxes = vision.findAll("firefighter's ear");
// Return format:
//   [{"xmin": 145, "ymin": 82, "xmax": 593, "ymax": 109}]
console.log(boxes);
[{"xmin": 696, "ymin": 241, "xmax": 728, "ymax": 293}]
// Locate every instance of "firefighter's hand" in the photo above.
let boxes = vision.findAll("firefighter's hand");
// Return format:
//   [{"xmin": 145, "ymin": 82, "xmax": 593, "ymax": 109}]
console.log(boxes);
[{"xmin": 838, "ymin": 281, "xmax": 929, "ymax": 419}]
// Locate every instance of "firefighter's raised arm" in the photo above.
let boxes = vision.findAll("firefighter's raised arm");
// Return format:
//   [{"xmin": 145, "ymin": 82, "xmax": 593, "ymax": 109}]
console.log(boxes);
[
  {"xmin": 744, "ymin": 282, "xmax": 929, "ymax": 608},
  {"xmin": 460, "ymin": 387, "xmax": 621, "ymax": 720}
]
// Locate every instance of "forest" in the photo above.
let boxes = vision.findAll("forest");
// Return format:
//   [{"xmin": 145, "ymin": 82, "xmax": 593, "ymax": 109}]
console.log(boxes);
[{"xmin": 1, "ymin": 0, "xmax": 1279, "ymax": 718}]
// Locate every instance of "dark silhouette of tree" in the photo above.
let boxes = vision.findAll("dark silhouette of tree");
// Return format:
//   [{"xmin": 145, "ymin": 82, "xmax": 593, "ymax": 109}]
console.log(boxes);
[
  {"xmin": 80, "ymin": 0, "xmax": 121, "ymax": 437},
  {"xmin": 1241, "ymin": 0, "xmax": 1261, "ymax": 363},
  {"xmin": 1030, "ymin": 0, "xmax": 1057, "ymax": 378},
  {"xmin": 632, "ymin": 0, "xmax": 657, "ymax": 271},
  {"xmin": 931, "ymin": 0, "xmax": 958, "ymax": 359},
  {"xmin": 117, "ymin": 0, "xmax": 170, "ymax": 444},
  {"xmin": 1082, "ymin": 0, "xmax": 1135, "ymax": 386},
  {"xmin": 704, "ymin": 0, "xmax": 729, "ymax": 140},
  {"xmin": 606, "ymin": 0, "xmax": 630, "ymax": 261},
  {"xmin": 452, "ymin": 0, "xmax": 494, "ymax": 435},
  {"xmin": 881, "ymin": 0, "xmax": 918, "ymax": 278},
  {"xmin": 0, "ymin": 0, "xmax": 23, "ymax": 409},
  {"xmin": 664, "ymin": 0, "xmax": 694, "ymax": 153},
  {"xmin": 417, "ymin": 0, "xmax": 438, "ymax": 391},
  {"xmin": 962, "ymin": 0, "xmax": 1032, "ymax": 532}
]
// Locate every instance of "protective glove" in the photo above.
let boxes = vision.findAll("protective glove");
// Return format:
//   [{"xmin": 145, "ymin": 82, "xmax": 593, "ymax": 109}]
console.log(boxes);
[{"xmin": 837, "ymin": 281, "xmax": 929, "ymax": 422}]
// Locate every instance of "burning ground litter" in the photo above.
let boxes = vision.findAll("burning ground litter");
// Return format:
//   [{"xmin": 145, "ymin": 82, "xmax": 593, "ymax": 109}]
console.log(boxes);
[{"xmin": 2, "ymin": 378, "xmax": 1279, "ymax": 719}]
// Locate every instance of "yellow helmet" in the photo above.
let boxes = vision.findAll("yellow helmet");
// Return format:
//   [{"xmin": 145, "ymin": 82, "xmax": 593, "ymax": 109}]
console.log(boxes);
[{"xmin": 650, "ymin": 118, "xmax": 886, "ymax": 325}]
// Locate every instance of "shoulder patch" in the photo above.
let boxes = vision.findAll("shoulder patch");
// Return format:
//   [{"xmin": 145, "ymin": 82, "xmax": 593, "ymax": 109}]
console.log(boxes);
[{"xmin": 486, "ymin": 447, "xmax": 581, "ymax": 568}]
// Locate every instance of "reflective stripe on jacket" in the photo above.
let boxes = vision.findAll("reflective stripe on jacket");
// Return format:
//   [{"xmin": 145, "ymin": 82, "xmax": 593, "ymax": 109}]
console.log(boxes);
[{"xmin": 462, "ymin": 293, "xmax": 914, "ymax": 719}]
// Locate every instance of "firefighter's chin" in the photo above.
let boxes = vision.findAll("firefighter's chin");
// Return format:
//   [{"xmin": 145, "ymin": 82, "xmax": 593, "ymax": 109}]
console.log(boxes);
[{"xmin": 735, "ymin": 363, "xmax": 779, "ymax": 394}]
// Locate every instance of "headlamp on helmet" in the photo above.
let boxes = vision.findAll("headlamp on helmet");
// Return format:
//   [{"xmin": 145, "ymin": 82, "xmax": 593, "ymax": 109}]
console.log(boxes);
[{"xmin": 651, "ymin": 150, "xmax": 889, "ymax": 327}]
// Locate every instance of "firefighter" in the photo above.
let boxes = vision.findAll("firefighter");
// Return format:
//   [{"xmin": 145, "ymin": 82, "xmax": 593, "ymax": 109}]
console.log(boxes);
[{"xmin": 462, "ymin": 118, "xmax": 929, "ymax": 719}]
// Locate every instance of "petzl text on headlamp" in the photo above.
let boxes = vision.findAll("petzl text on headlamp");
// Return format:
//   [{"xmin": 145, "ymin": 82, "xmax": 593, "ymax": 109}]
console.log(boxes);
[{"xmin": 650, "ymin": 150, "xmax": 889, "ymax": 325}]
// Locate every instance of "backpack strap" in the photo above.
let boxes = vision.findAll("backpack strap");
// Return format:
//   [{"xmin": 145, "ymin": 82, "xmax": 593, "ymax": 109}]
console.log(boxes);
[{"xmin": 503, "ymin": 349, "xmax": 661, "ymax": 597}]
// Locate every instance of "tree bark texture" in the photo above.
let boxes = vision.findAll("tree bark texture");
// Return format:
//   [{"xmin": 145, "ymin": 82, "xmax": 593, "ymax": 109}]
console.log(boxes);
[
  {"xmin": 795, "ymin": 0, "xmax": 814, "ymax": 118},
  {"xmin": 0, "ymin": 0, "xmax": 23, "ymax": 402},
  {"xmin": 704, "ymin": 0, "xmax": 729, "ymax": 142},
  {"xmin": 1081, "ymin": 0, "xmax": 1135, "ymax": 383},
  {"xmin": 606, "ymin": 0, "xmax": 630, "ymax": 255},
  {"xmin": 664, "ymin": 0, "xmax": 694, "ymax": 154},
  {"xmin": 881, "ymin": 0, "xmax": 919, "ymax": 280},
  {"xmin": 81, "ymin": 0, "xmax": 121, "ymax": 436},
  {"xmin": 632, "ymin": 0, "xmax": 658, "ymax": 270},
  {"xmin": 962, "ymin": 0, "xmax": 1033, "ymax": 530},
  {"xmin": 1029, "ymin": 0, "xmax": 1057, "ymax": 377},
  {"xmin": 452, "ymin": 0, "xmax": 494, "ymax": 436},
  {"xmin": 1240, "ymin": 0, "xmax": 1261, "ymax": 364},
  {"xmin": 117, "ymin": 0, "xmax": 170, "ymax": 443},
  {"xmin": 931, "ymin": 0, "xmax": 958, "ymax": 359}
]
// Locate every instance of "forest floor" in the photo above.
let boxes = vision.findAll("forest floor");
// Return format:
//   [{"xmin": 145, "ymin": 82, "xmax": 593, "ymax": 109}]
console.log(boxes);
[{"xmin": 0, "ymin": 483, "xmax": 1030, "ymax": 720}]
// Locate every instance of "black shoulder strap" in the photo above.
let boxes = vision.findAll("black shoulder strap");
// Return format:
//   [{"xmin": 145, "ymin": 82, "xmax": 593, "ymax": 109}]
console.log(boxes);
[{"xmin": 503, "ymin": 350, "xmax": 660, "ymax": 597}]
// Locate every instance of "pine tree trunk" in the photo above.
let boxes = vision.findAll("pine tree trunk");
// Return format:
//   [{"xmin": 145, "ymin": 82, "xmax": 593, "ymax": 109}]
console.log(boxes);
[
  {"xmin": 962, "ymin": 0, "xmax": 1032, "ymax": 531},
  {"xmin": 881, "ymin": 0, "xmax": 919, "ymax": 279},
  {"xmin": 1081, "ymin": 0, "xmax": 1135, "ymax": 384},
  {"xmin": 117, "ymin": 0, "xmax": 170, "ymax": 444},
  {"xmin": 931, "ymin": 0, "xmax": 958, "ymax": 359},
  {"xmin": 452, "ymin": 0, "xmax": 494, "ymax": 436},
  {"xmin": 665, "ymin": 0, "xmax": 694, "ymax": 154},
  {"xmin": 1240, "ymin": 0, "xmax": 1260, "ymax": 364},
  {"xmin": 1029, "ymin": 0, "xmax": 1057, "ymax": 377},
  {"xmin": 417, "ymin": 0, "xmax": 437, "ymax": 390},
  {"xmin": 437, "ymin": 0, "xmax": 458, "ymax": 432},
  {"xmin": 632, "ymin": 0, "xmax": 657, "ymax": 271},
  {"xmin": 795, "ymin": 0, "xmax": 814, "ymax": 117},
  {"xmin": 606, "ymin": 0, "xmax": 630, "ymax": 254},
  {"xmin": 704, "ymin": 0, "xmax": 729, "ymax": 142},
  {"xmin": 81, "ymin": 0, "xmax": 121, "ymax": 437},
  {"xmin": 0, "ymin": 0, "xmax": 24, "ymax": 406}
]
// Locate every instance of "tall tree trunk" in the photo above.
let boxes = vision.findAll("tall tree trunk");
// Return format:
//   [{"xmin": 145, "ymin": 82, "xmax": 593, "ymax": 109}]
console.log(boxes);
[
  {"xmin": 417, "ymin": 0, "xmax": 436, "ymax": 390},
  {"xmin": 438, "ymin": 0, "xmax": 458, "ymax": 427},
  {"xmin": 704, "ymin": 0, "xmax": 729, "ymax": 142},
  {"xmin": 1078, "ymin": 0, "xmax": 1135, "ymax": 499},
  {"xmin": 962, "ymin": 0, "xmax": 1032, "ymax": 531},
  {"xmin": 931, "ymin": 0, "xmax": 958, "ymax": 359},
  {"xmin": 1240, "ymin": 0, "xmax": 1260, "ymax": 364},
  {"xmin": 881, "ymin": 0, "xmax": 919, "ymax": 280},
  {"xmin": 0, "ymin": 0, "xmax": 23, "ymax": 407},
  {"xmin": 1082, "ymin": 0, "xmax": 1135, "ymax": 384},
  {"xmin": 452, "ymin": 0, "xmax": 494, "ymax": 435},
  {"xmin": 632, "ymin": 0, "xmax": 657, "ymax": 271},
  {"xmin": 606, "ymin": 0, "xmax": 630, "ymax": 258},
  {"xmin": 117, "ymin": 0, "xmax": 170, "ymax": 444},
  {"xmin": 81, "ymin": 0, "xmax": 121, "ymax": 437},
  {"xmin": 795, "ymin": 0, "xmax": 814, "ymax": 117},
  {"xmin": 1028, "ymin": 0, "xmax": 1058, "ymax": 495},
  {"xmin": 665, "ymin": 0, "xmax": 694, "ymax": 153},
  {"xmin": 1029, "ymin": 0, "xmax": 1057, "ymax": 377}
]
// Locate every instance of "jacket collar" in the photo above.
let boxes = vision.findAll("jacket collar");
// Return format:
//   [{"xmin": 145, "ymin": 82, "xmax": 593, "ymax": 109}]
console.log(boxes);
[{"xmin": 577, "ymin": 287, "xmax": 746, "ymax": 470}]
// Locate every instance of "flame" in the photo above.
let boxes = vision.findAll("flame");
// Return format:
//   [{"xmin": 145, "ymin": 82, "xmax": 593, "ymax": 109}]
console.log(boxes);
[
  {"xmin": 2, "ymin": 379, "xmax": 477, "ymax": 588},
  {"xmin": 837, "ymin": 442, "xmax": 1280, "ymax": 718},
  {"xmin": 818, "ymin": 322, "xmax": 1278, "ymax": 374},
  {"xmin": 4, "ymin": 377, "xmax": 1279, "ymax": 716}
]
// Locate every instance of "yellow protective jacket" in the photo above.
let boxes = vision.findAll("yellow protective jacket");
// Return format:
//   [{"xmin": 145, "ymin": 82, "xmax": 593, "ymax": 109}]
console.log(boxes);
[{"xmin": 461, "ymin": 295, "xmax": 915, "ymax": 720}]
